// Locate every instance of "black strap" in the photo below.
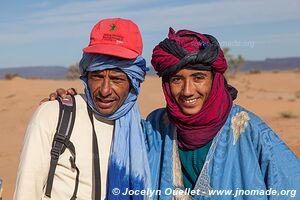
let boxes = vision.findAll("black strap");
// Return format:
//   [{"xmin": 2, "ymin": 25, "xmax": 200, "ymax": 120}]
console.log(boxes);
[
  {"xmin": 45, "ymin": 95, "xmax": 79, "ymax": 199},
  {"xmin": 87, "ymin": 105, "xmax": 101, "ymax": 200},
  {"xmin": 66, "ymin": 139, "xmax": 80, "ymax": 200}
]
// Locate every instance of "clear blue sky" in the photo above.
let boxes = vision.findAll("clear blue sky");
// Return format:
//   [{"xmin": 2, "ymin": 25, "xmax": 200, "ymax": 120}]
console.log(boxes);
[{"xmin": 1, "ymin": 0, "xmax": 300, "ymax": 68}]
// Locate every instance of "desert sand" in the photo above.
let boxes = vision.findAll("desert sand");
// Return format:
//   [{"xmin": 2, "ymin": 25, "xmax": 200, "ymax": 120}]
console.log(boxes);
[{"xmin": 0, "ymin": 70, "xmax": 300, "ymax": 199}]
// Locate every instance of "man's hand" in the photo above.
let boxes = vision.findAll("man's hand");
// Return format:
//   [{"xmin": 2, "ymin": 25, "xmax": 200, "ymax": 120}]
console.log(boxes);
[{"xmin": 39, "ymin": 88, "xmax": 77, "ymax": 105}]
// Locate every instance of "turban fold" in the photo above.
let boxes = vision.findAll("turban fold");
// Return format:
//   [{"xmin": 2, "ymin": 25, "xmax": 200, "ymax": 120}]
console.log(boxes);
[{"xmin": 151, "ymin": 28, "xmax": 228, "ymax": 76}]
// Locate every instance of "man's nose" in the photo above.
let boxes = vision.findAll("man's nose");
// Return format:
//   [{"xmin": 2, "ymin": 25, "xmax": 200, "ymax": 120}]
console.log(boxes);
[
  {"xmin": 99, "ymin": 78, "xmax": 112, "ymax": 97},
  {"xmin": 182, "ymin": 80, "xmax": 194, "ymax": 97}
]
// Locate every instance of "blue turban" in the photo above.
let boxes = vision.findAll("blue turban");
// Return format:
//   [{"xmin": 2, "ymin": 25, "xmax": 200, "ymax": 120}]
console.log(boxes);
[{"xmin": 79, "ymin": 53, "xmax": 151, "ymax": 199}]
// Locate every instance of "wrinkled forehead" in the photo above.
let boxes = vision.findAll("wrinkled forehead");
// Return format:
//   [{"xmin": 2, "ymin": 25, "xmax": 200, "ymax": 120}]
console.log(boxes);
[
  {"xmin": 87, "ymin": 68, "xmax": 132, "ymax": 86},
  {"xmin": 88, "ymin": 68, "xmax": 126, "ymax": 75}
]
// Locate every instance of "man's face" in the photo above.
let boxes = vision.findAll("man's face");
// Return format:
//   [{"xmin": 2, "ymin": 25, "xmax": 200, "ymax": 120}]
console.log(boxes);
[
  {"xmin": 88, "ymin": 69, "xmax": 130, "ymax": 115},
  {"xmin": 169, "ymin": 69, "xmax": 213, "ymax": 116}
]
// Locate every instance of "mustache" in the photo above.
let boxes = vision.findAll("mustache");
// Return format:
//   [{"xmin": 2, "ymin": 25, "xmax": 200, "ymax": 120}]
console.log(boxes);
[{"xmin": 92, "ymin": 90, "xmax": 115, "ymax": 101}]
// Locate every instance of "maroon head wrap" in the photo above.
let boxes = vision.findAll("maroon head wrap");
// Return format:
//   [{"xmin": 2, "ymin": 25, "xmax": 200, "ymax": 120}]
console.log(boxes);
[{"xmin": 151, "ymin": 28, "xmax": 233, "ymax": 150}]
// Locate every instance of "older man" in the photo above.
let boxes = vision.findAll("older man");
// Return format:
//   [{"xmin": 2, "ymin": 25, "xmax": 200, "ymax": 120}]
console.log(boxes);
[
  {"xmin": 14, "ymin": 18, "xmax": 151, "ymax": 200},
  {"xmin": 146, "ymin": 28, "xmax": 300, "ymax": 199}
]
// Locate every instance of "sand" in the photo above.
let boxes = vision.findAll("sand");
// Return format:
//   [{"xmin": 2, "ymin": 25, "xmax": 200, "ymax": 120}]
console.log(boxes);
[{"xmin": 0, "ymin": 70, "xmax": 299, "ymax": 199}]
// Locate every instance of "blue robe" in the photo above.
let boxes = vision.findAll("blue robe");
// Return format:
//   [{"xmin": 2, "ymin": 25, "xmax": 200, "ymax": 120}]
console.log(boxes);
[{"xmin": 143, "ymin": 104, "xmax": 300, "ymax": 199}]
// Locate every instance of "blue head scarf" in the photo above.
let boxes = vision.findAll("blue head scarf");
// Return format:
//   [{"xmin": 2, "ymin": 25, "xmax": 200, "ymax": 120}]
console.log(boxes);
[{"xmin": 79, "ymin": 53, "xmax": 151, "ymax": 199}]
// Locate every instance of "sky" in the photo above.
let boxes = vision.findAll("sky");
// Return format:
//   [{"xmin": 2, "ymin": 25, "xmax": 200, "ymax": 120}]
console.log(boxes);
[{"xmin": 0, "ymin": 0, "xmax": 300, "ymax": 68}]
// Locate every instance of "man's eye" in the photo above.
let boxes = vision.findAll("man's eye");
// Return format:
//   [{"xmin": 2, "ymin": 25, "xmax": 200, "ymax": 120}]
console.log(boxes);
[
  {"xmin": 194, "ymin": 75, "xmax": 205, "ymax": 81},
  {"xmin": 112, "ymin": 77, "xmax": 123, "ymax": 81},
  {"xmin": 91, "ymin": 75, "xmax": 102, "ymax": 79},
  {"xmin": 170, "ymin": 77, "xmax": 181, "ymax": 84}
]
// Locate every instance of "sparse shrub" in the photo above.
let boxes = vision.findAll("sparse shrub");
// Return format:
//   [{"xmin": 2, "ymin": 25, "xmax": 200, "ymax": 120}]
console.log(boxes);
[
  {"xmin": 272, "ymin": 70, "xmax": 279, "ymax": 74},
  {"xmin": 295, "ymin": 91, "xmax": 300, "ymax": 99},
  {"xmin": 65, "ymin": 63, "xmax": 80, "ymax": 80},
  {"xmin": 280, "ymin": 112, "xmax": 297, "ymax": 119},
  {"xmin": 248, "ymin": 70, "xmax": 261, "ymax": 74},
  {"xmin": 4, "ymin": 73, "xmax": 20, "ymax": 80},
  {"xmin": 223, "ymin": 48, "xmax": 245, "ymax": 78},
  {"xmin": 293, "ymin": 68, "xmax": 300, "ymax": 73},
  {"xmin": 5, "ymin": 94, "xmax": 15, "ymax": 99}
]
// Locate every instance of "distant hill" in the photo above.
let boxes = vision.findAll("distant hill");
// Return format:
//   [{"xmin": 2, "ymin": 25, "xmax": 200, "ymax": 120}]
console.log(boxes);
[
  {"xmin": 0, "ymin": 66, "xmax": 68, "ymax": 79},
  {"xmin": 244, "ymin": 57, "xmax": 300, "ymax": 71},
  {"xmin": 1, "ymin": 57, "xmax": 300, "ymax": 79},
  {"xmin": 147, "ymin": 57, "xmax": 300, "ymax": 75}
]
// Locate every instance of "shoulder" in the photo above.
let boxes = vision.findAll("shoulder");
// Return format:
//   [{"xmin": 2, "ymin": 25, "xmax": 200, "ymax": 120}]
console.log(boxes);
[
  {"xmin": 145, "ymin": 107, "xmax": 168, "ymax": 135},
  {"xmin": 146, "ymin": 108, "xmax": 168, "ymax": 130},
  {"xmin": 142, "ymin": 108, "xmax": 166, "ymax": 133},
  {"xmin": 34, "ymin": 94, "xmax": 85, "ymax": 116},
  {"xmin": 229, "ymin": 104, "xmax": 280, "ymax": 146},
  {"xmin": 29, "ymin": 94, "xmax": 86, "ymax": 128},
  {"xmin": 30, "ymin": 99, "xmax": 60, "ymax": 124},
  {"xmin": 23, "ymin": 99, "xmax": 60, "ymax": 146},
  {"xmin": 229, "ymin": 104, "xmax": 266, "ymax": 129},
  {"xmin": 146, "ymin": 108, "xmax": 167, "ymax": 122},
  {"xmin": 142, "ymin": 110, "xmax": 165, "ymax": 152}
]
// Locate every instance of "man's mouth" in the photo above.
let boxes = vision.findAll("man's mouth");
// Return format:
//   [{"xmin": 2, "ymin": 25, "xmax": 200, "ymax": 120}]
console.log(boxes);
[
  {"xmin": 95, "ymin": 98, "xmax": 116, "ymax": 109},
  {"xmin": 180, "ymin": 97, "xmax": 200, "ymax": 107}
]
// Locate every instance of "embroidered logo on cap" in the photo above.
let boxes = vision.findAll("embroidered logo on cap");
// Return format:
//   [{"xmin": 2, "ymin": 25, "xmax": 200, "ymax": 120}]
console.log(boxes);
[{"xmin": 110, "ymin": 24, "xmax": 116, "ymax": 31}]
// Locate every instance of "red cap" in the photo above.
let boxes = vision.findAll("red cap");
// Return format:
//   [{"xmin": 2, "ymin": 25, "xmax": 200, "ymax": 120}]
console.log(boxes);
[{"xmin": 83, "ymin": 18, "xmax": 143, "ymax": 59}]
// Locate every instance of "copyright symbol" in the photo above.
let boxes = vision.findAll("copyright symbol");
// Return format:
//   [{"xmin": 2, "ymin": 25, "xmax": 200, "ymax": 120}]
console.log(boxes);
[{"xmin": 112, "ymin": 188, "xmax": 120, "ymax": 195}]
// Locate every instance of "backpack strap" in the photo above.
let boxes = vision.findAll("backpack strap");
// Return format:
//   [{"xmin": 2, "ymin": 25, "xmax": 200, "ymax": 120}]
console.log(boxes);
[
  {"xmin": 45, "ymin": 95, "xmax": 79, "ymax": 199},
  {"xmin": 87, "ymin": 105, "xmax": 101, "ymax": 200}
]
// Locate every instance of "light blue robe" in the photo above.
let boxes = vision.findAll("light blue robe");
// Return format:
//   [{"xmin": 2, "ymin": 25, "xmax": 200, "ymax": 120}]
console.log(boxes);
[{"xmin": 143, "ymin": 104, "xmax": 300, "ymax": 199}]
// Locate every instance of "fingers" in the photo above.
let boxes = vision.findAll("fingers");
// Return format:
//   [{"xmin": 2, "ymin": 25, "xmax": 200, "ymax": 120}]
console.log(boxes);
[
  {"xmin": 56, "ymin": 88, "xmax": 67, "ymax": 99},
  {"xmin": 39, "ymin": 97, "xmax": 50, "ymax": 105},
  {"xmin": 49, "ymin": 92, "xmax": 58, "ymax": 100},
  {"xmin": 39, "ymin": 87, "xmax": 73, "ymax": 105},
  {"xmin": 67, "ymin": 88, "xmax": 77, "ymax": 95}
]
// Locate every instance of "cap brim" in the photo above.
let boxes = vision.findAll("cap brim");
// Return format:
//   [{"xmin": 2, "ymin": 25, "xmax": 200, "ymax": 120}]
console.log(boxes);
[{"xmin": 83, "ymin": 44, "xmax": 139, "ymax": 59}]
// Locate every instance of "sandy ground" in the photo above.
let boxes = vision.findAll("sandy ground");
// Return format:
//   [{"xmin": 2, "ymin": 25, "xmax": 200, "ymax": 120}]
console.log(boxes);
[{"xmin": 0, "ymin": 70, "xmax": 300, "ymax": 199}]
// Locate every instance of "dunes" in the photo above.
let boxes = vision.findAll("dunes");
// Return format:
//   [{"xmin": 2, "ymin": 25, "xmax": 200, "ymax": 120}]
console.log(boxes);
[{"xmin": 0, "ymin": 70, "xmax": 299, "ymax": 199}]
